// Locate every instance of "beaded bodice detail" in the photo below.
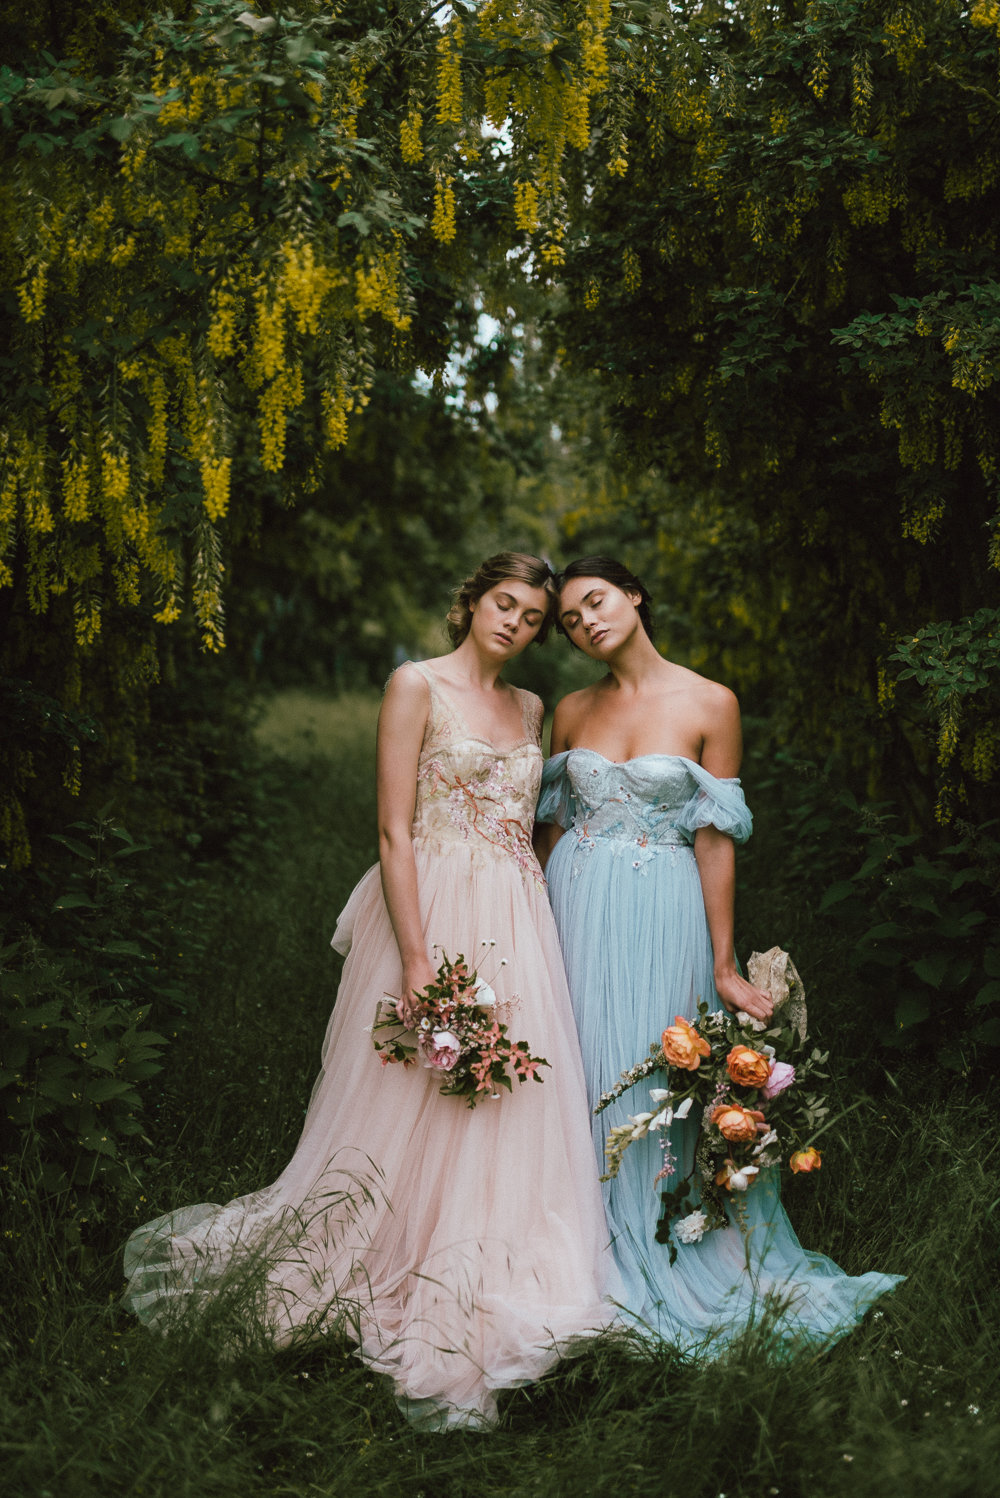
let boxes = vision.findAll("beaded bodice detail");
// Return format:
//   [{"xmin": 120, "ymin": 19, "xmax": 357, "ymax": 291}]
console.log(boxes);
[
  {"xmin": 538, "ymin": 748, "xmax": 751, "ymax": 877},
  {"xmin": 566, "ymin": 750, "xmax": 697, "ymax": 860},
  {"xmin": 407, "ymin": 662, "xmax": 544, "ymax": 884}
]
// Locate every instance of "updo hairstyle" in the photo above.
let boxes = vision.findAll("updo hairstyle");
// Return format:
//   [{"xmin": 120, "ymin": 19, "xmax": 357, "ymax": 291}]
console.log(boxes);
[
  {"xmin": 555, "ymin": 555, "xmax": 654, "ymax": 638},
  {"xmin": 446, "ymin": 552, "xmax": 557, "ymax": 647}
]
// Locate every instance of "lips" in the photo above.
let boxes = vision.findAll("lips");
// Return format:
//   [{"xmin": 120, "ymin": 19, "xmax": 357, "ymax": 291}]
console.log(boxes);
[{"xmin": 588, "ymin": 629, "xmax": 608, "ymax": 647}]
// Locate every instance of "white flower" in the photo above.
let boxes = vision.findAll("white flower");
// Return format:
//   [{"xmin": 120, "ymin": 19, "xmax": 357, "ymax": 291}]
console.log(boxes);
[
  {"xmin": 473, "ymin": 980, "xmax": 497, "ymax": 1007},
  {"xmin": 628, "ymin": 1111, "xmax": 654, "ymax": 1138},
  {"xmin": 728, "ymin": 1165, "xmax": 760, "ymax": 1191},
  {"xmin": 752, "ymin": 1130, "xmax": 779, "ymax": 1155},
  {"xmin": 736, "ymin": 1010, "xmax": 767, "ymax": 1033},
  {"xmin": 649, "ymin": 1088, "xmax": 672, "ymax": 1103},
  {"xmin": 648, "ymin": 1106, "xmax": 672, "ymax": 1131},
  {"xmin": 674, "ymin": 1210, "xmax": 709, "ymax": 1244},
  {"xmin": 674, "ymin": 1096, "xmax": 694, "ymax": 1120}
]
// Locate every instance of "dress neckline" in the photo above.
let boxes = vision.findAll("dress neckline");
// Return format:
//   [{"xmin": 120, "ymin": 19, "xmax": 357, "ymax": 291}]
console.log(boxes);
[
  {"xmin": 566, "ymin": 746, "xmax": 696, "ymax": 770},
  {"xmin": 413, "ymin": 660, "xmax": 537, "ymax": 757}
]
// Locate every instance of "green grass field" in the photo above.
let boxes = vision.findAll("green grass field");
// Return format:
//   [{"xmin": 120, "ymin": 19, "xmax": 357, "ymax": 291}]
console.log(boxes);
[{"xmin": 3, "ymin": 691, "xmax": 997, "ymax": 1498}]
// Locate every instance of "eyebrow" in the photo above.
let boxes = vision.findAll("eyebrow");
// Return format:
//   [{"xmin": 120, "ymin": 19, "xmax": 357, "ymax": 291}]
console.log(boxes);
[{"xmin": 498, "ymin": 592, "xmax": 543, "ymax": 616}]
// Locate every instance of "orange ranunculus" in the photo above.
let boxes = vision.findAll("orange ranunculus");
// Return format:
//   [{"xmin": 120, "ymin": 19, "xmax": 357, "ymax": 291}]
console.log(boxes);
[
  {"xmin": 726, "ymin": 1044, "xmax": 771, "ymax": 1089},
  {"xmin": 661, "ymin": 1016, "xmax": 712, "ymax": 1071},
  {"xmin": 790, "ymin": 1146, "xmax": 822, "ymax": 1173},
  {"xmin": 710, "ymin": 1102, "xmax": 766, "ymax": 1143}
]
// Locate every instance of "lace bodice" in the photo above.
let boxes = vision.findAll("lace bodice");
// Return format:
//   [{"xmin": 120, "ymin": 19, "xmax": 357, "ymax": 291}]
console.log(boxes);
[
  {"xmin": 406, "ymin": 661, "xmax": 544, "ymax": 883},
  {"xmin": 537, "ymin": 748, "xmax": 752, "ymax": 874}
]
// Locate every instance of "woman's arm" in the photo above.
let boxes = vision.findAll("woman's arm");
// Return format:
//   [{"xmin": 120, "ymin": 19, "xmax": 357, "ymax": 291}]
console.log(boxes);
[
  {"xmin": 375, "ymin": 667, "xmax": 438, "ymax": 1009},
  {"xmin": 532, "ymin": 697, "xmax": 572, "ymax": 871},
  {"xmin": 695, "ymin": 687, "xmax": 773, "ymax": 1023}
]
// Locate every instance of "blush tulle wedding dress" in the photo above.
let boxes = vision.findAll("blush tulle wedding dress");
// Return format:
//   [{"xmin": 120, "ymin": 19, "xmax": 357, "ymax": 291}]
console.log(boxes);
[{"xmin": 123, "ymin": 662, "xmax": 620, "ymax": 1430}]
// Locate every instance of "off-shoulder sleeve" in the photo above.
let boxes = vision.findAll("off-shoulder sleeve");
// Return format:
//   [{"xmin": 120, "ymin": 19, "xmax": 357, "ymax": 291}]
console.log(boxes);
[
  {"xmin": 674, "ymin": 762, "xmax": 753, "ymax": 844},
  {"xmin": 535, "ymin": 751, "xmax": 577, "ymax": 828}
]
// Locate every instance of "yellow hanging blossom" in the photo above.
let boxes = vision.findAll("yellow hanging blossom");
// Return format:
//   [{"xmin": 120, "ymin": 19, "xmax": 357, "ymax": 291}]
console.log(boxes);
[
  {"xmin": 62, "ymin": 454, "xmax": 91, "ymax": 523},
  {"xmin": 322, "ymin": 381, "xmax": 350, "ymax": 450},
  {"xmin": 400, "ymin": 104, "xmax": 423, "ymax": 165},
  {"xmin": 431, "ymin": 177, "xmax": 457, "ymax": 244},
  {"xmin": 17, "ymin": 265, "xmax": 48, "ymax": 323},
  {"xmin": 436, "ymin": 21, "xmax": 463, "ymax": 127},
  {"xmin": 622, "ymin": 246, "xmax": 642, "ymax": 294},
  {"xmin": 807, "ymin": 47, "xmax": 830, "ymax": 101},
  {"xmin": 514, "ymin": 180, "xmax": 540, "ymax": 234},
  {"xmin": 73, "ymin": 597, "xmax": 102, "ymax": 648},
  {"xmin": 201, "ymin": 457, "xmax": 231, "ymax": 522}
]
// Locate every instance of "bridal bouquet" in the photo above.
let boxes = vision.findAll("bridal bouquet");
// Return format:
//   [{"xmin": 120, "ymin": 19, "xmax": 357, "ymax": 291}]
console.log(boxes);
[
  {"xmin": 594, "ymin": 949, "xmax": 830, "ymax": 1259},
  {"xmin": 372, "ymin": 948, "xmax": 548, "ymax": 1109}
]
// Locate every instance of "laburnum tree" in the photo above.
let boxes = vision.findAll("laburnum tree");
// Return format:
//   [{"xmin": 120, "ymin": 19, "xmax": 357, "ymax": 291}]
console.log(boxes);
[
  {"xmin": 0, "ymin": 0, "xmax": 639, "ymax": 863},
  {"xmin": 552, "ymin": 0, "xmax": 1000, "ymax": 830}
]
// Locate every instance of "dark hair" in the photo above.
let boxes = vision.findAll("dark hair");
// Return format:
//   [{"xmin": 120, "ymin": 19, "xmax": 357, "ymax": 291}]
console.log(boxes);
[
  {"xmin": 447, "ymin": 552, "xmax": 557, "ymax": 647},
  {"xmin": 555, "ymin": 555, "xmax": 654, "ymax": 638}
]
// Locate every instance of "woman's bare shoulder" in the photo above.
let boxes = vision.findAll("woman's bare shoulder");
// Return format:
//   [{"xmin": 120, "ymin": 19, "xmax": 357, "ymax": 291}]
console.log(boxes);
[
  {"xmin": 383, "ymin": 661, "xmax": 431, "ymax": 710},
  {"xmin": 550, "ymin": 679, "xmax": 610, "ymax": 751},
  {"xmin": 672, "ymin": 661, "xmax": 739, "ymax": 712}
]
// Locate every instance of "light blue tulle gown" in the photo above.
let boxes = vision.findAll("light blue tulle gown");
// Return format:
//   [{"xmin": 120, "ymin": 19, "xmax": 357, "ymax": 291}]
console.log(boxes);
[{"xmin": 539, "ymin": 750, "xmax": 903, "ymax": 1352}]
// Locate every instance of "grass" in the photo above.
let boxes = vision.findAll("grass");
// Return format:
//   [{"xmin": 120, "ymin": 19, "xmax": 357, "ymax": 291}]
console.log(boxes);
[{"xmin": 3, "ymin": 689, "xmax": 998, "ymax": 1498}]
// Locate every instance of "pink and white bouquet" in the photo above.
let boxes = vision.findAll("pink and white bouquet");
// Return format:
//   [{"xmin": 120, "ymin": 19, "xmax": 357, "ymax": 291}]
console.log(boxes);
[
  {"xmin": 372, "ymin": 949, "xmax": 547, "ymax": 1109},
  {"xmin": 594, "ymin": 948, "xmax": 830, "ymax": 1259}
]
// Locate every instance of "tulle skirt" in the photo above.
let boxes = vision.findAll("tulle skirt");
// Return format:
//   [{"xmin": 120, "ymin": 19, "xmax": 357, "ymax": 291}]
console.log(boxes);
[
  {"xmin": 546, "ymin": 832, "xmax": 904, "ymax": 1350},
  {"xmin": 123, "ymin": 839, "xmax": 620, "ymax": 1429}
]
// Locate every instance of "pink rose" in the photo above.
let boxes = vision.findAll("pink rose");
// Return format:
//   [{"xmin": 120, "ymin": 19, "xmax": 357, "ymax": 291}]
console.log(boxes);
[
  {"xmin": 761, "ymin": 1060, "xmax": 796, "ymax": 1100},
  {"xmin": 419, "ymin": 1030, "xmax": 462, "ymax": 1071}
]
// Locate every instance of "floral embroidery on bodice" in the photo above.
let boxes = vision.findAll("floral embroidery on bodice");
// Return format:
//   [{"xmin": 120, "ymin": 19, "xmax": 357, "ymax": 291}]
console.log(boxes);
[
  {"xmin": 566, "ymin": 750, "xmax": 697, "ymax": 871},
  {"xmin": 406, "ymin": 661, "xmax": 545, "ymax": 885},
  {"xmin": 536, "ymin": 749, "xmax": 751, "ymax": 878}
]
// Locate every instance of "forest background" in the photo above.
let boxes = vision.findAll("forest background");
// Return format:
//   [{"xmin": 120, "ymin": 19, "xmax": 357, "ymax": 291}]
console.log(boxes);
[{"xmin": 2, "ymin": 2, "xmax": 1000, "ymax": 1494}]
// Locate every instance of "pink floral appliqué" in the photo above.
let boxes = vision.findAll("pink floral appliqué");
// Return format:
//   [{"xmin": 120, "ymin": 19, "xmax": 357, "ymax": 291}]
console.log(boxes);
[{"xmin": 420, "ymin": 757, "xmax": 542, "ymax": 885}]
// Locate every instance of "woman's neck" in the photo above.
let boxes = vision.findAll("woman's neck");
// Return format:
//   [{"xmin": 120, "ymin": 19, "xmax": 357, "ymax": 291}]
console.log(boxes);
[
  {"xmin": 604, "ymin": 631, "xmax": 669, "ymax": 693},
  {"xmin": 440, "ymin": 637, "xmax": 507, "ymax": 690}
]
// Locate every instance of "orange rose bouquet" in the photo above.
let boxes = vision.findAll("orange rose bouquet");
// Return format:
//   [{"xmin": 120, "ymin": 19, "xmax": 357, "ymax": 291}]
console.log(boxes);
[{"xmin": 594, "ymin": 949, "xmax": 830, "ymax": 1259}]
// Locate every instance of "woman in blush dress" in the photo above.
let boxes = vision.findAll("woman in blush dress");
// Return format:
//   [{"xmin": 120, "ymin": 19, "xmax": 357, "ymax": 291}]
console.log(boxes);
[
  {"xmin": 123, "ymin": 553, "xmax": 620, "ymax": 1431},
  {"xmin": 535, "ymin": 555, "xmax": 902, "ymax": 1352}
]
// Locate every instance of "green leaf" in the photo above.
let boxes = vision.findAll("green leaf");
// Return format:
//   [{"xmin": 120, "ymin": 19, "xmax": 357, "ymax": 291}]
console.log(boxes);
[
  {"xmin": 819, "ymin": 880, "xmax": 855, "ymax": 910},
  {"xmin": 973, "ymin": 980, "xmax": 1000, "ymax": 1011},
  {"xmin": 52, "ymin": 893, "xmax": 95, "ymax": 911},
  {"xmin": 236, "ymin": 11, "xmax": 277, "ymax": 34},
  {"xmin": 100, "ymin": 940, "xmax": 146, "ymax": 958},
  {"xmin": 337, "ymin": 210, "xmax": 371, "ymax": 235},
  {"xmin": 895, "ymin": 992, "xmax": 931, "ymax": 1029},
  {"xmin": 285, "ymin": 35, "xmax": 321, "ymax": 64},
  {"xmin": 911, "ymin": 951, "xmax": 952, "ymax": 989}
]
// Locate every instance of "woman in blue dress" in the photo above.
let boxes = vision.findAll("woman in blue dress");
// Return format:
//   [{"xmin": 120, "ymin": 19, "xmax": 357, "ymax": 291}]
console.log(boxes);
[{"xmin": 536, "ymin": 556, "xmax": 902, "ymax": 1352}]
